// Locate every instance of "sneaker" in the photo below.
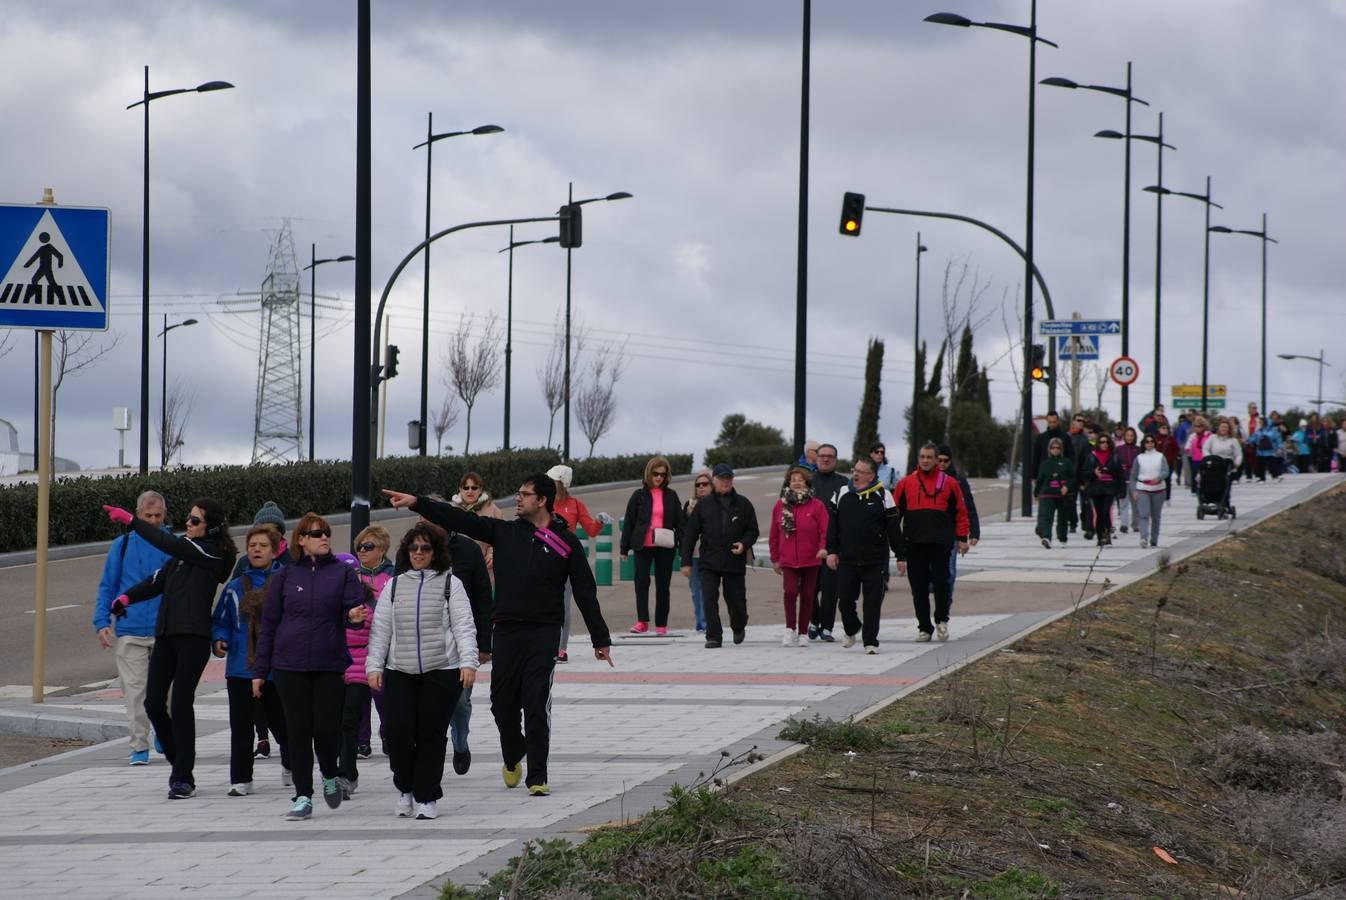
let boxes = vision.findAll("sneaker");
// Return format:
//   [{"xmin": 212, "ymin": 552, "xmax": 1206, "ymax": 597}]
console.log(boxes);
[
  {"xmin": 629, "ymin": 621, "xmax": 649, "ymax": 634},
  {"xmin": 502, "ymin": 763, "xmax": 523, "ymax": 789},
  {"xmin": 842, "ymin": 633, "xmax": 856, "ymax": 649},
  {"xmin": 337, "ymin": 776, "xmax": 356, "ymax": 800},
  {"xmin": 322, "ymin": 777, "xmax": 342, "ymax": 809},
  {"xmin": 555, "ymin": 648, "xmax": 568, "ymax": 663},
  {"xmin": 285, "ymin": 796, "xmax": 313, "ymax": 820},
  {"xmin": 395, "ymin": 792, "xmax": 413, "ymax": 817},
  {"xmin": 1083, "ymin": 531, "xmax": 1094, "ymax": 541},
  {"xmin": 704, "ymin": 639, "xmax": 722, "ymax": 649},
  {"xmin": 153, "ymin": 734, "xmax": 164, "ymax": 755},
  {"xmin": 820, "ymin": 630, "xmax": 836, "ymax": 643},
  {"xmin": 453, "ymin": 750, "xmax": 471, "ymax": 775},
  {"xmin": 167, "ymin": 782, "xmax": 196, "ymax": 799},
  {"xmin": 528, "ymin": 783, "xmax": 551, "ymax": 797},
  {"xmin": 936, "ymin": 622, "xmax": 949, "ymax": 642},
  {"xmin": 129, "ymin": 750, "xmax": 150, "ymax": 766},
  {"xmin": 782, "ymin": 628, "xmax": 796, "ymax": 646},
  {"xmin": 864, "ymin": 646, "xmax": 878, "ymax": 655},
  {"xmin": 655, "ymin": 625, "xmax": 668, "ymax": 636},
  {"xmin": 356, "ymin": 744, "xmax": 372, "ymax": 759},
  {"xmin": 254, "ymin": 739, "xmax": 271, "ymax": 759},
  {"xmin": 732, "ymin": 630, "xmax": 745, "ymax": 645},
  {"xmin": 415, "ymin": 801, "xmax": 439, "ymax": 820},
  {"xmin": 282, "ymin": 768, "xmax": 293, "ymax": 787},
  {"xmin": 916, "ymin": 631, "xmax": 932, "ymax": 643},
  {"xmin": 228, "ymin": 782, "xmax": 254, "ymax": 797},
  {"xmin": 1040, "ymin": 537, "xmax": 1051, "ymax": 549},
  {"xmin": 1140, "ymin": 537, "xmax": 1149, "ymax": 548},
  {"xmin": 694, "ymin": 624, "xmax": 706, "ymax": 633},
  {"xmin": 1120, "ymin": 525, "xmax": 1129, "ymax": 534},
  {"xmin": 807, "ymin": 624, "xmax": 818, "ymax": 641}
]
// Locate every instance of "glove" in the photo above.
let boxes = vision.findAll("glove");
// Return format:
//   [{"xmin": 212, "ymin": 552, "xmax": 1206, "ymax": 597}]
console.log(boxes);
[
  {"xmin": 103, "ymin": 505, "xmax": 133, "ymax": 526},
  {"xmin": 595, "ymin": 511, "xmax": 612, "ymax": 526},
  {"xmin": 110, "ymin": 595, "xmax": 130, "ymax": 618}
]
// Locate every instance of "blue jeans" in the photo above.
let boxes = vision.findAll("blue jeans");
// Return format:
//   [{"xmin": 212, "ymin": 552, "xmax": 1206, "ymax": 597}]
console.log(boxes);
[
  {"xmin": 688, "ymin": 558, "xmax": 705, "ymax": 630},
  {"xmin": 449, "ymin": 684, "xmax": 472, "ymax": 754}
]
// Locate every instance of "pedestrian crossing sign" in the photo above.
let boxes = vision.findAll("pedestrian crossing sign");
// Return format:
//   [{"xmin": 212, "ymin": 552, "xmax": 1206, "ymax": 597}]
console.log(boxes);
[{"xmin": 0, "ymin": 203, "xmax": 109, "ymax": 331}]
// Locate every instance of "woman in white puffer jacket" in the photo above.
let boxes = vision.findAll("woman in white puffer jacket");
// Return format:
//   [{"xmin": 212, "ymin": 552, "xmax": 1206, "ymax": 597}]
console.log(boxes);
[{"xmin": 366, "ymin": 523, "xmax": 477, "ymax": 821}]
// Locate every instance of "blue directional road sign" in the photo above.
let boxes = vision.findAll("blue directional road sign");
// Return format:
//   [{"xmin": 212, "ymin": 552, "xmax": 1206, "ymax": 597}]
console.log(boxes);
[
  {"xmin": 0, "ymin": 203, "xmax": 109, "ymax": 331},
  {"xmin": 1039, "ymin": 319, "xmax": 1122, "ymax": 337},
  {"xmin": 1055, "ymin": 335, "xmax": 1100, "ymax": 361}
]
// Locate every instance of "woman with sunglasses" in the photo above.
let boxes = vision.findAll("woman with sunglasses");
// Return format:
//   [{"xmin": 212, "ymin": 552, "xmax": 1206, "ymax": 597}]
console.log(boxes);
[
  {"xmin": 451, "ymin": 472, "xmax": 502, "ymax": 575},
  {"xmin": 1081, "ymin": 435, "xmax": 1125, "ymax": 546},
  {"xmin": 252, "ymin": 513, "xmax": 368, "ymax": 821},
  {"xmin": 620, "ymin": 456, "xmax": 684, "ymax": 635},
  {"xmin": 1129, "ymin": 433, "xmax": 1171, "ymax": 548},
  {"xmin": 351, "ymin": 525, "xmax": 394, "ymax": 759},
  {"xmin": 365, "ymin": 523, "xmax": 478, "ymax": 820},
  {"xmin": 682, "ymin": 469, "xmax": 712, "ymax": 632},
  {"xmin": 102, "ymin": 498, "xmax": 237, "ymax": 800}
]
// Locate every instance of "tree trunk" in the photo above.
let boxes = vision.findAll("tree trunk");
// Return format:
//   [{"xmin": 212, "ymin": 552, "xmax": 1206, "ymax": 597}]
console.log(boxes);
[{"xmin": 463, "ymin": 403, "xmax": 474, "ymax": 455}]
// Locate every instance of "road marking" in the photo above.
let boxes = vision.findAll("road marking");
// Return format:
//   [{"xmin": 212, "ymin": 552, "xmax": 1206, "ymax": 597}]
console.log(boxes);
[
  {"xmin": 0, "ymin": 684, "xmax": 66, "ymax": 698},
  {"xmin": 23, "ymin": 603, "xmax": 79, "ymax": 614}
]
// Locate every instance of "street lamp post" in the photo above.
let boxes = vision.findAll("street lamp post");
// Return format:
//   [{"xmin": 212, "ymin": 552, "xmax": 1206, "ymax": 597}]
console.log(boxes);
[
  {"xmin": 498, "ymin": 228, "xmax": 558, "ymax": 450},
  {"xmin": 561, "ymin": 186, "xmax": 633, "ymax": 459},
  {"xmin": 1210, "ymin": 214, "xmax": 1276, "ymax": 413},
  {"xmin": 1277, "ymin": 350, "xmax": 1330, "ymax": 417},
  {"xmin": 1097, "ymin": 111, "xmax": 1175, "ymax": 412},
  {"xmin": 910, "ymin": 233, "xmax": 928, "ymax": 473},
  {"xmin": 1042, "ymin": 62, "xmax": 1148, "ymax": 423},
  {"xmin": 412, "ymin": 116, "xmax": 503, "ymax": 456},
  {"xmin": 157, "ymin": 315, "xmax": 197, "ymax": 467},
  {"xmin": 1144, "ymin": 178, "xmax": 1221, "ymax": 412},
  {"xmin": 128, "ymin": 67, "xmax": 234, "ymax": 475},
  {"xmin": 925, "ymin": 1, "xmax": 1057, "ymax": 517},
  {"xmin": 302, "ymin": 246, "xmax": 354, "ymax": 460}
]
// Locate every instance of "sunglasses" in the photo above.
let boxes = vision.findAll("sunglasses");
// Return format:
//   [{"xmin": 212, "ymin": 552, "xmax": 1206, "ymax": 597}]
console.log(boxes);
[
  {"xmin": 303, "ymin": 528, "xmax": 331, "ymax": 539},
  {"xmin": 186, "ymin": 515, "xmax": 203, "ymax": 526},
  {"xmin": 356, "ymin": 542, "xmax": 379, "ymax": 552},
  {"xmin": 461, "ymin": 484, "xmax": 480, "ymax": 491},
  {"xmin": 937, "ymin": 457, "xmax": 951, "ymax": 464},
  {"xmin": 408, "ymin": 543, "xmax": 433, "ymax": 553},
  {"xmin": 653, "ymin": 471, "xmax": 668, "ymax": 478},
  {"xmin": 694, "ymin": 480, "xmax": 710, "ymax": 487}
]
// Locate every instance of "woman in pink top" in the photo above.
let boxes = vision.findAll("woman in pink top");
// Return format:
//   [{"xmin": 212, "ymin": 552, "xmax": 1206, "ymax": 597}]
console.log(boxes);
[
  {"xmin": 620, "ymin": 456, "xmax": 684, "ymax": 635},
  {"xmin": 769, "ymin": 467, "xmax": 828, "ymax": 646}
]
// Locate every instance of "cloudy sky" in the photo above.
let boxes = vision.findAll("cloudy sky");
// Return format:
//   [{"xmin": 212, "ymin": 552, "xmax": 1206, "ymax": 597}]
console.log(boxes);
[{"xmin": 1, "ymin": 1, "xmax": 1342, "ymax": 472}]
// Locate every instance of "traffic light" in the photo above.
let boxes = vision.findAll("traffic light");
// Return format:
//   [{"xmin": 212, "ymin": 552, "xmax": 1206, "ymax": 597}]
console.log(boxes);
[
  {"xmin": 839, "ymin": 192, "xmax": 865, "ymax": 236},
  {"xmin": 1030, "ymin": 343, "xmax": 1052, "ymax": 384},
  {"xmin": 385, "ymin": 344, "xmax": 400, "ymax": 380},
  {"xmin": 558, "ymin": 202, "xmax": 583, "ymax": 248}
]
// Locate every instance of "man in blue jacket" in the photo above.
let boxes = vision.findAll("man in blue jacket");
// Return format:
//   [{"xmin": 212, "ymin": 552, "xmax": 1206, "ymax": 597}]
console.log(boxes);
[{"xmin": 92, "ymin": 490, "xmax": 172, "ymax": 765}]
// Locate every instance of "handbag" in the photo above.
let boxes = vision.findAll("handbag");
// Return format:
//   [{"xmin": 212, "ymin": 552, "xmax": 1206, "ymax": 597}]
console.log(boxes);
[{"xmin": 652, "ymin": 527, "xmax": 675, "ymax": 549}]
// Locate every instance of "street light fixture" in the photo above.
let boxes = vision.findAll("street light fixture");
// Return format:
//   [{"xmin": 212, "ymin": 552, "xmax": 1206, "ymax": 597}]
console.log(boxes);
[
  {"xmin": 498, "ymin": 229, "xmax": 559, "ymax": 450},
  {"xmin": 128, "ymin": 67, "xmax": 234, "ymax": 475},
  {"xmin": 561, "ymin": 186, "xmax": 633, "ymax": 459},
  {"xmin": 1210, "ymin": 216, "xmax": 1277, "ymax": 413},
  {"xmin": 157, "ymin": 316, "xmax": 198, "ymax": 468},
  {"xmin": 1277, "ymin": 350, "xmax": 1331, "ymax": 417},
  {"xmin": 1144, "ymin": 178, "xmax": 1222, "ymax": 412},
  {"xmin": 412, "ymin": 116, "xmax": 504, "ymax": 456},
  {"xmin": 1043, "ymin": 62, "xmax": 1149, "ymax": 423},
  {"xmin": 302, "ymin": 247, "xmax": 355, "ymax": 460},
  {"xmin": 925, "ymin": 1, "xmax": 1058, "ymax": 517}
]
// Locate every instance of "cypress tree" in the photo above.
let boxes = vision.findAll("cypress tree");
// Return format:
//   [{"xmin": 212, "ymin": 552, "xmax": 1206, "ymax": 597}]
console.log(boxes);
[{"xmin": 852, "ymin": 338, "xmax": 884, "ymax": 462}]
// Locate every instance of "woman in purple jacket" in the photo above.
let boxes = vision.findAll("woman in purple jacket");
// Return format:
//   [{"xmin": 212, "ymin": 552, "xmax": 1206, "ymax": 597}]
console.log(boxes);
[
  {"xmin": 252, "ymin": 513, "xmax": 367, "ymax": 821},
  {"xmin": 1115, "ymin": 427, "xmax": 1142, "ymax": 535}
]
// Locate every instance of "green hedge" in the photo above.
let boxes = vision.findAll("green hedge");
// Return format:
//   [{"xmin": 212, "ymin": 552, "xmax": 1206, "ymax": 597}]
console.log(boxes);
[
  {"xmin": 0, "ymin": 448, "xmax": 691, "ymax": 552},
  {"xmin": 702, "ymin": 444, "xmax": 796, "ymax": 470}
]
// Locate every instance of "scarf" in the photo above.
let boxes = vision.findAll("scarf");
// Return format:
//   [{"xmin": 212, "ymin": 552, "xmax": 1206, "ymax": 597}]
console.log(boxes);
[
  {"xmin": 1093, "ymin": 448, "xmax": 1112, "ymax": 468},
  {"xmin": 454, "ymin": 491, "xmax": 495, "ymax": 514},
  {"xmin": 779, "ymin": 487, "xmax": 813, "ymax": 536}
]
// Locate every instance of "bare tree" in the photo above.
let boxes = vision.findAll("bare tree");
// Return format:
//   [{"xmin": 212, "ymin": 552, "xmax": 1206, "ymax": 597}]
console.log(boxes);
[
  {"xmin": 52, "ymin": 329, "xmax": 119, "ymax": 465},
  {"xmin": 939, "ymin": 257, "xmax": 996, "ymax": 440},
  {"xmin": 0, "ymin": 331, "xmax": 13, "ymax": 362},
  {"xmin": 536, "ymin": 309, "xmax": 588, "ymax": 450},
  {"xmin": 442, "ymin": 312, "xmax": 502, "ymax": 454},
  {"xmin": 432, "ymin": 393, "xmax": 461, "ymax": 457},
  {"xmin": 574, "ymin": 341, "xmax": 628, "ymax": 457},
  {"xmin": 156, "ymin": 382, "xmax": 195, "ymax": 467},
  {"xmin": 1092, "ymin": 362, "xmax": 1109, "ymax": 410}
]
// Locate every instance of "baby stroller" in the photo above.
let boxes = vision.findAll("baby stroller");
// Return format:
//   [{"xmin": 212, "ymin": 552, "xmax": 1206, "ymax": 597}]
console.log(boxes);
[{"xmin": 1196, "ymin": 455, "xmax": 1236, "ymax": 520}]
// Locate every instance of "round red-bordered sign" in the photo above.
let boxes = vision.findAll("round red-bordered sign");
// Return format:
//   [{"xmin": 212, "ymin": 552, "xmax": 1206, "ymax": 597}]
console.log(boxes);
[{"xmin": 1109, "ymin": 356, "xmax": 1140, "ymax": 387}]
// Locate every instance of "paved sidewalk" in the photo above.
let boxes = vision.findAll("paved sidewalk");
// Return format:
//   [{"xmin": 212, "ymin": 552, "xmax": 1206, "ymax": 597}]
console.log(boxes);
[{"xmin": 1, "ymin": 474, "xmax": 1338, "ymax": 899}]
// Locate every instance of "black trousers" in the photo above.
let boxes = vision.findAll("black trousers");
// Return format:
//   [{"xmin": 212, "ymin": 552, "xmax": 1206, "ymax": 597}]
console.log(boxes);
[
  {"xmin": 273, "ymin": 669, "xmax": 344, "ymax": 799},
  {"xmin": 339, "ymin": 682, "xmax": 371, "ymax": 783},
  {"xmin": 632, "ymin": 547, "xmax": 675, "ymax": 627},
  {"xmin": 699, "ymin": 568, "xmax": 748, "ymax": 642},
  {"xmin": 906, "ymin": 544, "xmax": 953, "ymax": 635},
  {"xmin": 811, "ymin": 562, "xmax": 839, "ymax": 632},
  {"xmin": 491, "ymin": 622, "xmax": 560, "ymax": 788},
  {"xmin": 1090, "ymin": 495, "xmax": 1115, "ymax": 537},
  {"xmin": 143, "ymin": 634, "xmax": 211, "ymax": 787},
  {"xmin": 383, "ymin": 669, "xmax": 460, "ymax": 802},
  {"xmin": 837, "ymin": 563, "xmax": 885, "ymax": 647},
  {"xmin": 226, "ymin": 677, "xmax": 290, "ymax": 785}
]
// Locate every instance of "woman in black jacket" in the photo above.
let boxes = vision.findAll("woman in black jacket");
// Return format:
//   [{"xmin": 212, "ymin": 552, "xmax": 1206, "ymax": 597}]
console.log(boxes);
[
  {"xmin": 1081, "ymin": 434, "xmax": 1125, "ymax": 547},
  {"xmin": 620, "ymin": 456, "xmax": 683, "ymax": 636},
  {"xmin": 104, "ymin": 498, "xmax": 237, "ymax": 799}
]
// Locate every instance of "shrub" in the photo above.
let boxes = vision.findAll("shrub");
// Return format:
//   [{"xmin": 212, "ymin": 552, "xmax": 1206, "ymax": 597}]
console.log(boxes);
[
  {"xmin": 778, "ymin": 714, "xmax": 886, "ymax": 751},
  {"xmin": 702, "ymin": 444, "xmax": 794, "ymax": 470},
  {"xmin": 1202, "ymin": 726, "xmax": 1345, "ymax": 797}
]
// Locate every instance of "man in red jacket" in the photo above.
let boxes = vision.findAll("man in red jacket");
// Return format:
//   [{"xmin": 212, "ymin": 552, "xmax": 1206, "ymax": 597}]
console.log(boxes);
[{"xmin": 893, "ymin": 442, "xmax": 971, "ymax": 643}]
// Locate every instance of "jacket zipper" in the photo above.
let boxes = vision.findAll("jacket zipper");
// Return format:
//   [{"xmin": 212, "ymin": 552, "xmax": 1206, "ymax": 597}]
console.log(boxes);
[{"xmin": 415, "ymin": 573, "xmax": 425, "ymax": 673}]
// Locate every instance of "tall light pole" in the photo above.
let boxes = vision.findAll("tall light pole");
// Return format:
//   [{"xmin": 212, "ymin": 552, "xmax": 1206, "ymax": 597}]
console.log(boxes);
[
  {"xmin": 1097, "ymin": 111, "xmax": 1175, "ymax": 412},
  {"xmin": 302, "ymin": 246, "xmax": 354, "ymax": 460},
  {"xmin": 1042, "ymin": 62, "xmax": 1148, "ymax": 423},
  {"xmin": 926, "ymin": 1, "xmax": 1057, "ymax": 517},
  {"xmin": 1211, "ymin": 214, "xmax": 1276, "ymax": 413},
  {"xmin": 910, "ymin": 233, "xmax": 928, "ymax": 473},
  {"xmin": 498, "ymin": 229, "xmax": 558, "ymax": 450},
  {"xmin": 794, "ymin": 0, "xmax": 811, "ymax": 461},
  {"xmin": 351, "ymin": 0, "xmax": 373, "ymax": 544},
  {"xmin": 561, "ymin": 186, "xmax": 633, "ymax": 459},
  {"xmin": 412, "ymin": 117, "xmax": 503, "ymax": 456},
  {"xmin": 1277, "ymin": 350, "xmax": 1330, "ymax": 417},
  {"xmin": 157, "ymin": 315, "xmax": 197, "ymax": 468},
  {"xmin": 128, "ymin": 67, "xmax": 234, "ymax": 475}
]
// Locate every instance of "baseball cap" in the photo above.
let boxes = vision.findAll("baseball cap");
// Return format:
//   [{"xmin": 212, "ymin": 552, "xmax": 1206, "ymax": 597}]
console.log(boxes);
[{"xmin": 711, "ymin": 463, "xmax": 734, "ymax": 478}]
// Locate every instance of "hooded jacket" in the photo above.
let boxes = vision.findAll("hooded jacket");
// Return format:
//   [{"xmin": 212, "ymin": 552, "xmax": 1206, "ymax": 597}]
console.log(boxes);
[
  {"xmin": 891, "ymin": 467, "xmax": 971, "ymax": 555},
  {"xmin": 93, "ymin": 526, "xmax": 172, "ymax": 638},
  {"xmin": 212, "ymin": 559, "xmax": 285, "ymax": 679},
  {"xmin": 252, "ymin": 551, "xmax": 366, "ymax": 676},
  {"xmin": 681, "ymin": 488, "xmax": 760, "ymax": 574},
  {"xmin": 121, "ymin": 517, "xmax": 235, "ymax": 639},
  {"xmin": 365, "ymin": 568, "xmax": 478, "ymax": 676}
]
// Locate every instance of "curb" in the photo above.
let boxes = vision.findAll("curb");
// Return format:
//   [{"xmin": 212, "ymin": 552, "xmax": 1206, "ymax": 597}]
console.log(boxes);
[{"xmin": 0, "ymin": 708, "xmax": 128, "ymax": 743}]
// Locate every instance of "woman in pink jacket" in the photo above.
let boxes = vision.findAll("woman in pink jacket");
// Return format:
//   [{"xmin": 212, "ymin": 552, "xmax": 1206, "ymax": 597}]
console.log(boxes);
[{"xmin": 769, "ymin": 466, "xmax": 829, "ymax": 647}]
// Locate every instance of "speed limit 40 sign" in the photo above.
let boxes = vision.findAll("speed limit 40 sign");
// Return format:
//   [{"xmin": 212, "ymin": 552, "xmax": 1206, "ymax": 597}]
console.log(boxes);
[{"xmin": 1109, "ymin": 356, "xmax": 1140, "ymax": 387}]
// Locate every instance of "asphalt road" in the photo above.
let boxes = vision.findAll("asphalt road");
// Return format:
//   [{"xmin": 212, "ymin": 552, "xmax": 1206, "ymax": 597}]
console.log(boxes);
[{"xmin": 0, "ymin": 470, "xmax": 1010, "ymax": 695}]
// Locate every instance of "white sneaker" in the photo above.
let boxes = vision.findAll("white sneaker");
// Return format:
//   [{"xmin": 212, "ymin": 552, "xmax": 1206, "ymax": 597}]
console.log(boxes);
[
  {"xmin": 228, "ymin": 782, "xmax": 253, "ymax": 797},
  {"xmin": 864, "ymin": 646, "xmax": 878, "ymax": 655},
  {"xmin": 936, "ymin": 622, "xmax": 949, "ymax": 642},
  {"xmin": 395, "ymin": 792, "xmax": 413, "ymax": 817},
  {"xmin": 415, "ymin": 800, "xmax": 439, "ymax": 820},
  {"xmin": 1140, "ymin": 537, "xmax": 1149, "ymax": 548},
  {"xmin": 916, "ymin": 631, "xmax": 932, "ymax": 643},
  {"xmin": 842, "ymin": 633, "xmax": 856, "ymax": 649},
  {"xmin": 782, "ymin": 628, "xmax": 795, "ymax": 646},
  {"xmin": 281, "ymin": 768, "xmax": 293, "ymax": 787}
]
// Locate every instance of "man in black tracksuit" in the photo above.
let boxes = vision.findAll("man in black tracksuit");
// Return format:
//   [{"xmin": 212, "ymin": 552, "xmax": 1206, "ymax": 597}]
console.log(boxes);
[
  {"xmin": 825, "ymin": 458, "xmax": 902, "ymax": 652},
  {"xmin": 680, "ymin": 463, "xmax": 759, "ymax": 648},
  {"xmin": 384, "ymin": 477, "xmax": 612, "ymax": 795},
  {"xmin": 808, "ymin": 443, "xmax": 850, "ymax": 641}
]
